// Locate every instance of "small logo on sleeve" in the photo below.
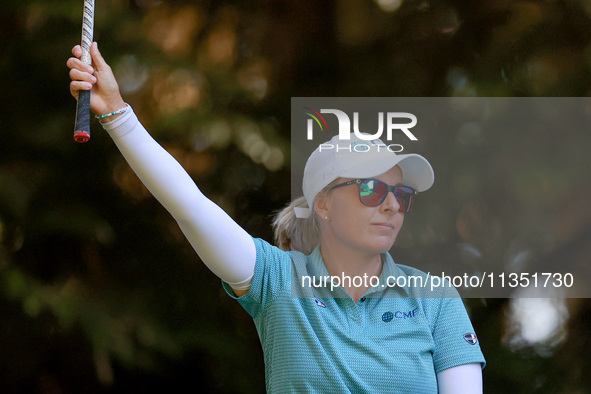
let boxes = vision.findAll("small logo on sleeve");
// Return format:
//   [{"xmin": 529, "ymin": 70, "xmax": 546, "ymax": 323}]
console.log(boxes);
[{"xmin": 463, "ymin": 333, "xmax": 478, "ymax": 345}]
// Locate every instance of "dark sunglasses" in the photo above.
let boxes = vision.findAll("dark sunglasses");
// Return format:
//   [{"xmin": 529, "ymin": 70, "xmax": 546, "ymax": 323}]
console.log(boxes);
[{"xmin": 330, "ymin": 179, "xmax": 417, "ymax": 213}]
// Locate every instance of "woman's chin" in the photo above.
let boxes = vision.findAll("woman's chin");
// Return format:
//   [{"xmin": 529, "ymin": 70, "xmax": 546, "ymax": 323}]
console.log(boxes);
[{"xmin": 364, "ymin": 237, "xmax": 396, "ymax": 254}]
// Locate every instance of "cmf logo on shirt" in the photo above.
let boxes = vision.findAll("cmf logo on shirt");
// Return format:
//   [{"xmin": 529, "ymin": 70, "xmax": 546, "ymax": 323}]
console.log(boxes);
[{"xmin": 303, "ymin": 107, "xmax": 419, "ymax": 150}]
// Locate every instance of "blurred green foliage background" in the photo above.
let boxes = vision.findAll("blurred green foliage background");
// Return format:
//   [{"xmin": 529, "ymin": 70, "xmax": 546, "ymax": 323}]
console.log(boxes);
[{"xmin": 1, "ymin": 0, "xmax": 591, "ymax": 392}]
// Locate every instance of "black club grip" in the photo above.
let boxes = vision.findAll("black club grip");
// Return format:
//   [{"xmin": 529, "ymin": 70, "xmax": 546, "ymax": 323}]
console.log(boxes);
[{"xmin": 74, "ymin": 89, "xmax": 91, "ymax": 143}]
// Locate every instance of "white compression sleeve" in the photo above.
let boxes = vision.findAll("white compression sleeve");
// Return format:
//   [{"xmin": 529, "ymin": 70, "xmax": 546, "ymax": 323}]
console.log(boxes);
[
  {"xmin": 101, "ymin": 108, "xmax": 256, "ymax": 290},
  {"xmin": 437, "ymin": 363, "xmax": 483, "ymax": 394}
]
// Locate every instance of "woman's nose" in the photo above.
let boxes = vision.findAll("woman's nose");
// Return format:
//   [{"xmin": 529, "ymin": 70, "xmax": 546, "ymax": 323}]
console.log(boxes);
[{"xmin": 380, "ymin": 191, "xmax": 400, "ymax": 212}]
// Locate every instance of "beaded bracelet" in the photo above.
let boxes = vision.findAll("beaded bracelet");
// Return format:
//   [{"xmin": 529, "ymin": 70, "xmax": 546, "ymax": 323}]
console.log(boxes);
[{"xmin": 95, "ymin": 103, "xmax": 130, "ymax": 119}]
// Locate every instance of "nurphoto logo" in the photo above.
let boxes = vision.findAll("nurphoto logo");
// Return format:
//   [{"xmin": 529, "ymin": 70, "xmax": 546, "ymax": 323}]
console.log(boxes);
[{"xmin": 304, "ymin": 107, "xmax": 418, "ymax": 142}]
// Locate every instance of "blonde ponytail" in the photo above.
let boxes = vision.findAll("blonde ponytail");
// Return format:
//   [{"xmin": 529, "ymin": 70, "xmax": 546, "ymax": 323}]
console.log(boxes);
[{"xmin": 272, "ymin": 196, "xmax": 320, "ymax": 255}]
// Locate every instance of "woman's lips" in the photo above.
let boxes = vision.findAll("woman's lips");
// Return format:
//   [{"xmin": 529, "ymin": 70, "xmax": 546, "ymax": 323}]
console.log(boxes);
[{"xmin": 371, "ymin": 222, "xmax": 394, "ymax": 229}]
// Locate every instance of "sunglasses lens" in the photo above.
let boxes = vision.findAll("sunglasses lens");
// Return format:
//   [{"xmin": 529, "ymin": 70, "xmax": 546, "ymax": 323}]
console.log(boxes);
[
  {"xmin": 358, "ymin": 179, "xmax": 387, "ymax": 206},
  {"xmin": 357, "ymin": 180, "xmax": 416, "ymax": 212},
  {"xmin": 394, "ymin": 186, "xmax": 415, "ymax": 212}
]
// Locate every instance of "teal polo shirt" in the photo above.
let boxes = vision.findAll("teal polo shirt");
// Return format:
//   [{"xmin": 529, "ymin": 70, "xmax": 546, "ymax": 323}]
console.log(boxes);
[{"xmin": 223, "ymin": 238, "xmax": 485, "ymax": 393}]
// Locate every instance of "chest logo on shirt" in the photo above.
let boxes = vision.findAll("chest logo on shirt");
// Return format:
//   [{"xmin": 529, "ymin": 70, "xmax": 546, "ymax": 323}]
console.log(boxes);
[
  {"xmin": 463, "ymin": 333, "xmax": 478, "ymax": 345},
  {"xmin": 382, "ymin": 308, "xmax": 419, "ymax": 322},
  {"xmin": 314, "ymin": 298, "xmax": 326, "ymax": 308}
]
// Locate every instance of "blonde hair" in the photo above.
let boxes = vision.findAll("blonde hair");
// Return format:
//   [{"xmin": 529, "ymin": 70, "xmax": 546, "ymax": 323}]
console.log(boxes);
[
  {"xmin": 272, "ymin": 196, "xmax": 321, "ymax": 254},
  {"xmin": 273, "ymin": 180, "xmax": 341, "ymax": 254}
]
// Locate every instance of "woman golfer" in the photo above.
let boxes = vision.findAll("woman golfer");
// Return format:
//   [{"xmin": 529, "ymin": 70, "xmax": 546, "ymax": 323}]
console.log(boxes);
[{"xmin": 68, "ymin": 42, "xmax": 485, "ymax": 393}]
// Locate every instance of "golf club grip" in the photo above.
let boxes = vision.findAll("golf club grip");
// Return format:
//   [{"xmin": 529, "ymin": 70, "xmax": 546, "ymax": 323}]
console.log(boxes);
[
  {"xmin": 73, "ymin": 0, "xmax": 94, "ymax": 143},
  {"xmin": 74, "ymin": 90, "xmax": 91, "ymax": 143}
]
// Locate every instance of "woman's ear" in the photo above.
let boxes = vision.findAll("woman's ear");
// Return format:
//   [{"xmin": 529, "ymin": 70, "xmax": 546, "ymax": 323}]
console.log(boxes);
[{"xmin": 314, "ymin": 190, "xmax": 330, "ymax": 220}]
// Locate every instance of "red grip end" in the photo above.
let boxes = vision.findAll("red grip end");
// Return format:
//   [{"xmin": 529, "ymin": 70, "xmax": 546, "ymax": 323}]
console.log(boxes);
[{"xmin": 74, "ymin": 131, "xmax": 91, "ymax": 143}]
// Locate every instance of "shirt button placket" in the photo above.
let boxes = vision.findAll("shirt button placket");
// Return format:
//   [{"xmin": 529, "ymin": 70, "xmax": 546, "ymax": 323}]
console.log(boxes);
[{"xmin": 347, "ymin": 300, "xmax": 363, "ymax": 335}]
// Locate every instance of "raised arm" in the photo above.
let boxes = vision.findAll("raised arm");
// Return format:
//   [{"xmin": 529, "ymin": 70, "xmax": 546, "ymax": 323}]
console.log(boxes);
[{"xmin": 67, "ymin": 42, "xmax": 255, "ymax": 291}]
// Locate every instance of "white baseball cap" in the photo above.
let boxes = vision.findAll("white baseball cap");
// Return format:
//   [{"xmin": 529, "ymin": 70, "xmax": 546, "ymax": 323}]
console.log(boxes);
[{"xmin": 294, "ymin": 133, "xmax": 435, "ymax": 219}]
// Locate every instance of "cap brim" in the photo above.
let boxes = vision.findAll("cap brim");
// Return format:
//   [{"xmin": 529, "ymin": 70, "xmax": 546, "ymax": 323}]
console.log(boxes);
[
  {"xmin": 396, "ymin": 154, "xmax": 435, "ymax": 192},
  {"xmin": 340, "ymin": 153, "xmax": 434, "ymax": 192}
]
